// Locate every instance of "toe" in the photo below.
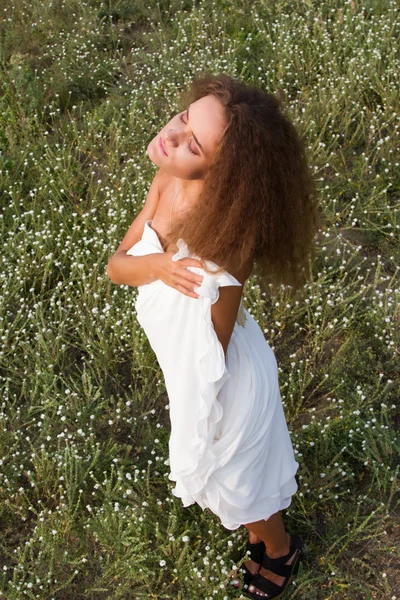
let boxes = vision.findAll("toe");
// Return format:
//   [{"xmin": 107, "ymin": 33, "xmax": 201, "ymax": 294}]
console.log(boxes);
[{"xmin": 248, "ymin": 584, "xmax": 268, "ymax": 597}]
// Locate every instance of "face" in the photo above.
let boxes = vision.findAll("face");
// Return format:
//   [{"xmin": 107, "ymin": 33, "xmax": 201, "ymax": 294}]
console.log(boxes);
[{"xmin": 146, "ymin": 94, "xmax": 227, "ymax": 180}]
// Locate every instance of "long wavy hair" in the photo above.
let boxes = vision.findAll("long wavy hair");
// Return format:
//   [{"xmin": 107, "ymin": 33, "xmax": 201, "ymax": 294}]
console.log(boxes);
[{"xmin": 164, "ymin": 72, "xmax": 322, "ymax": 297}]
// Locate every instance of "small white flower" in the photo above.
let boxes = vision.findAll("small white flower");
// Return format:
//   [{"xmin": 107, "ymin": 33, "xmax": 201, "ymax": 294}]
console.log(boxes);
[{"xmin": 159, "ymin": 560, "xmax": 166, "ymax": 567}]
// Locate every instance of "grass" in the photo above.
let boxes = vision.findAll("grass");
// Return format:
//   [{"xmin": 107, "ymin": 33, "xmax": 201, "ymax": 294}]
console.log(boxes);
[{"xmin": 0, "ymin": 0, "xmax": 399, "ymax": 598}]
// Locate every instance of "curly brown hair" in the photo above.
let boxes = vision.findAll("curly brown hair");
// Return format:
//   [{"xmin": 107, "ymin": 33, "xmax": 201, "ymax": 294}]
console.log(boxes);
[{"xmin": 165, "ymin": 72, "xmax": 322, "ymax": 297}]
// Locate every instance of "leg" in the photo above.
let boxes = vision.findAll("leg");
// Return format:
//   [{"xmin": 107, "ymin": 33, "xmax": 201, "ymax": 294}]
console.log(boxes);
[
  {"xmin": 243, "ymin": 511, "xmax": 298, "ymax": 597},
  {"xmin": 245, "ymin": 511, "xmax": 289, "ymax": 557}
]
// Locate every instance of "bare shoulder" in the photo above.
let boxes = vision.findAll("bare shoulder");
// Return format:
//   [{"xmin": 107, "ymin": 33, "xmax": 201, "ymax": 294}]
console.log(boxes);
[
  {"xmin": 110, "ymin": 169, "xmax": 165, "ymax": 255},
  {"xmin": 230, "ymin": 256, "xmax": 254, "ymax": 286}
]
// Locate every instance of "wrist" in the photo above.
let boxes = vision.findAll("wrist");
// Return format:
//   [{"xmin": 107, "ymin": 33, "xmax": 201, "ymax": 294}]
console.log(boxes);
[{"xmin": 149, "ymin": 253, "xmax": 164, "ymax": 280}]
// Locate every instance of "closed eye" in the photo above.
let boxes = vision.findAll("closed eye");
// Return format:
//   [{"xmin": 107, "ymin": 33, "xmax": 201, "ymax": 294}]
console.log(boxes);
[{"xmin": 180, "ymin": 112, "xmax": 198, "ymax": 156}]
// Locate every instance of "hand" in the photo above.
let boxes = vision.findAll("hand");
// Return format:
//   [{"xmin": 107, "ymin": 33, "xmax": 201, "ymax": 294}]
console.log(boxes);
[{"xmin": 154, "ymin": 250, "xmax": 205, "ymax": 298}]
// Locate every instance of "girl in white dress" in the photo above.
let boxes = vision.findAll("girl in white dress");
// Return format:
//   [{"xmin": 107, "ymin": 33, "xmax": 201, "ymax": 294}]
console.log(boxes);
[{"xmin": 107, "ymin": 72, "xmax": 320, "ymax": 599}]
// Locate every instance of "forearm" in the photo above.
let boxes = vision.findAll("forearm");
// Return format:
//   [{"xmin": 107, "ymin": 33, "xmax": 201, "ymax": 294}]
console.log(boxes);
[{"xmin": 106, "ymin": 251, "xmax": 163, "ymax": 287}]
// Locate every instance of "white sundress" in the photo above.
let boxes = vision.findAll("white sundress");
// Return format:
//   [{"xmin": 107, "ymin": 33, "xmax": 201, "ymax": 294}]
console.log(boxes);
[{"xmin": 127, "ymin": 220, "xmax": 299, "ymax": 530}]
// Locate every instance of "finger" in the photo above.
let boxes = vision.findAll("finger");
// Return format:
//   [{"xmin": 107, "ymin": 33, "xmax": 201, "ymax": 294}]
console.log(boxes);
[
  {"xmin": 176, "ymin": 285, "xmax": 200, "ymax": 298},
  {"xmin": 178, "ymin": 257, "xmax": 204, "ymax": 268},
  {"xmin": 175, "ymin": 281, "xmax": 201, "ymax": 298},
  {"xmin": 176, "ymin": 275, "xmax": 201, "ymax": 293},
  {"xmin": 179, "ymin": 269, "xmax": 204, "ymax": 285},
  {"xmin": 178, "ymin": 263, "xmax": 205, "ymax": 277}
]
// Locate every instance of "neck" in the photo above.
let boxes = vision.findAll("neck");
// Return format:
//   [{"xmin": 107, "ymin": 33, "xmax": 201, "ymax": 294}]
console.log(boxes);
[
  {"xmin": 174, "ymin": 178, "xmax": 204, "ymax": 205},
  {"xmin": 176, "ymin": 175, "xmax": 204, "ymax": 190}
]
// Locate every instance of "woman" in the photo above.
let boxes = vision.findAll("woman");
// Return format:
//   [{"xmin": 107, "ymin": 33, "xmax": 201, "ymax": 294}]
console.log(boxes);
[{"xmin": 106, "ymin": 72, "xmax": 321, "ymax": 598}]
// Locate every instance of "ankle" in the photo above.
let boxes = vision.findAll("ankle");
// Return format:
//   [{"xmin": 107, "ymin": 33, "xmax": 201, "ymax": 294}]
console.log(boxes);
[
  {"xmin": 265, "ymin": 533, "xmax": 291, "ymax": 559},
  {"xmin": 248, "ymin": 532, "xmax": 263, "ymax": 544}
]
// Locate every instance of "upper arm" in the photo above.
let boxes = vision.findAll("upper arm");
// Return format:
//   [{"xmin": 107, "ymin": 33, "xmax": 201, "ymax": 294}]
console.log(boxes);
[
  {"xmin": 210, "ymin": 257, "xmax": 253, "ymax": 357},
  {"xmin": 110, "ymin": 169, "xmax": 165, "ymax": 257},
  {"xmin": 210, "ymin": 284, "xmax": 243, "ymax": 357}
]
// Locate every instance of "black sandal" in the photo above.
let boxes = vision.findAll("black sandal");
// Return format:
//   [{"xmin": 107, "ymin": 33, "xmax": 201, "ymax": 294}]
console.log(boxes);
[
  {"xmin": 244, "ymin": 534, "xmax": 303, "ymax": 599},
  {"xmin": 232, "ymin": 539, "xmax": 266, "ymax": 588}
]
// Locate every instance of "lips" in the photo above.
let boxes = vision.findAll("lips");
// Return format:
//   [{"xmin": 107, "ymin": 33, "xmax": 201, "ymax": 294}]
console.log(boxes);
[{"xmin": 159, "ymin": 136, "xmax": 168, "ymax": 156}]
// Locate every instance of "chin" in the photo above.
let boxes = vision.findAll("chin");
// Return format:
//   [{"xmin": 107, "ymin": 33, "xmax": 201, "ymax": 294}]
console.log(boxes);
[{"xmin": 147, "ymin": 141, "xmax": 160, "ymax": 166}]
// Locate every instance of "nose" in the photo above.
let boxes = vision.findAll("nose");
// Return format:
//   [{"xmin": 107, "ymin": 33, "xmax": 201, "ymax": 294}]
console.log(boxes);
[
  {"xmin": 165, "ymin": 127, "xmax": 182, "ymax": 147},
  {"xmin": 165, "ymin": 129, "xmax": 177, "ymax": 146}
]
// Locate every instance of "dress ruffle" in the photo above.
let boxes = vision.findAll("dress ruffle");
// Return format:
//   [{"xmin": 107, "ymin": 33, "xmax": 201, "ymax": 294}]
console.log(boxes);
[{"xmin": 168, "ymin": 237, "xmax": 243, "ymax": 504}]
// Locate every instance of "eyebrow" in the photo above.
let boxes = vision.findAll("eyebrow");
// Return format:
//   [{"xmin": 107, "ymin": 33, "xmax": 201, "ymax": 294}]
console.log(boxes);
[{"xmin": 187, "ymin": 104, "xmax": 205, "ymax": 154}]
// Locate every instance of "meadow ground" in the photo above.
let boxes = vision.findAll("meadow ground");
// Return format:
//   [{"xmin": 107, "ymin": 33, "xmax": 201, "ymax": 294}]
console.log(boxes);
[{"xmin": 0, "ymin": 0, "xmax": 399, "ymax": 598}]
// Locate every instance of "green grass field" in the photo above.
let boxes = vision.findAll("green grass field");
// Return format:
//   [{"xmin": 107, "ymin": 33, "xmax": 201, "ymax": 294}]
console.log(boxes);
[{"xmin": 0, "ymin": 0, "xmax": 399, "ymax": 598}]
